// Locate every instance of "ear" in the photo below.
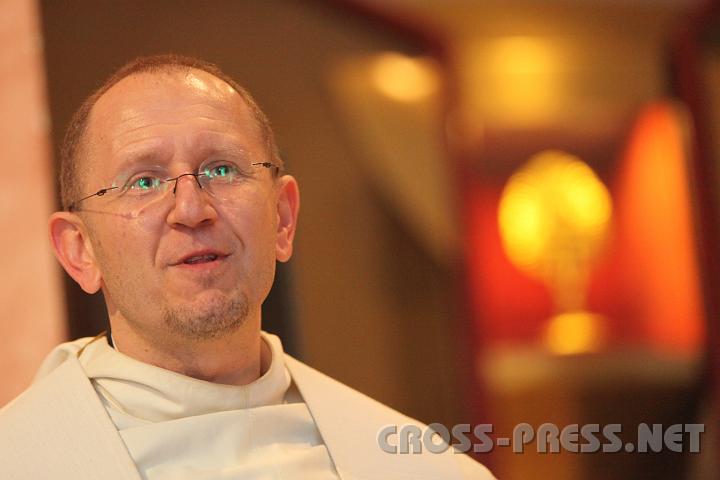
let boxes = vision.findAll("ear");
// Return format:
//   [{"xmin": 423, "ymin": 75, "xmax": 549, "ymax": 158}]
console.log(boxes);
[
  {"xmin": 275, "ymin": 175, "xmax": 300, "ymax": 262},
  {"xmin": 48, "ymin": 211, "xmax": 103, "ymax": 294}
]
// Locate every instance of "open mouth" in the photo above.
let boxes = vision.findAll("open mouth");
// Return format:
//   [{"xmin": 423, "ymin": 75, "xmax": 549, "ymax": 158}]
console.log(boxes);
[{"xmin": 183, "ymin": 254, "xmax": 219, "ymax": 265}]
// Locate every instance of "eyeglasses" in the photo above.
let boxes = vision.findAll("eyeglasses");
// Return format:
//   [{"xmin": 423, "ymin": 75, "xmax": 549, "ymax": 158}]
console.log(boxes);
[{"xmin": 68, "ymin": 159, "xmax": 280, "ymax": 217}]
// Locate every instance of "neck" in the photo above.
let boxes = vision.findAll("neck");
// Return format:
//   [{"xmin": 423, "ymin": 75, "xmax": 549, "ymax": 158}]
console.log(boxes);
[{"xmin": 109, "ymin": 314, "xmax": 269, "ymax": 386}]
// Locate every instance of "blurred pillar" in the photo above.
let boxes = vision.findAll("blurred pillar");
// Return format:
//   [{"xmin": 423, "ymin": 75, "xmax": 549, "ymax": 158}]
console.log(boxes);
[{"xmin": 0, "ymin": 0, "xmax": 65, "ymax": 406}]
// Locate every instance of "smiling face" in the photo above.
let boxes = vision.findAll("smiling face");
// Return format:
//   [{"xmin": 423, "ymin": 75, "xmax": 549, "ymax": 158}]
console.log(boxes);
[{"xmin": 55, "ymin": 68, "xmax": 299, "ymax": 344}]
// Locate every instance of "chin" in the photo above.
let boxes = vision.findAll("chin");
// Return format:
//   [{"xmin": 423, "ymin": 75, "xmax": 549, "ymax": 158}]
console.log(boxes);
[{"xmin": 162, "ymin": 291, "xmax": 250, "ymax": 340}]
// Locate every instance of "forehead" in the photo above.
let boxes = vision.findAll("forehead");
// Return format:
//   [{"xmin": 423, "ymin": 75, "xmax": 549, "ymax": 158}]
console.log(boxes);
[{"xmin": 83, "ymin": 69, "xmax": 262, "ymax": 172}]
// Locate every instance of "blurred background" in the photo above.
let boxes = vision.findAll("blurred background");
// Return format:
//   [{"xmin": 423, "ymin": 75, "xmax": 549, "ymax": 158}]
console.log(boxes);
[{"xmin": 1, "ymin": 0, "xmax": 719, "ymax": 478}]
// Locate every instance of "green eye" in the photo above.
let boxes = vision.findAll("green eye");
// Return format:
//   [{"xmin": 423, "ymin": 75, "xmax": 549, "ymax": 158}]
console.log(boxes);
[
  {"xmin": 129, "ymin": 176, "xmax": 160, "ymax": 191},
  {"xmin": 213, "ymin": 165, "xmax": 231, "ymax": 177},
  {"xmin": 205, "ymin": 163, "xmax": 240, "ymax": 181}
]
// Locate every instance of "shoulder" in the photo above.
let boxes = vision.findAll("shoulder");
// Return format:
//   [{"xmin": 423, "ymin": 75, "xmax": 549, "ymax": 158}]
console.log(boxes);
[
  {"xmin": 33, "ymin": 337, "xmax": 96, "ymax": 380},
  {"xmin": 284, "ymin": 355, "xmax": 496, "ymax": 480},
  {"xmin": 284, "ymin": 354, "xmax": 412, "ymax": 420},
  {"xmin": 0, "ymin": 350, "xmax": 85, "ymax": 477},
  {"xmin": 0, "ymin": 340, "xmax": 140, "ymax": 480},
  {"xmin": 0, "ymin": 337, "xmax": 96, "ymax": 429}
]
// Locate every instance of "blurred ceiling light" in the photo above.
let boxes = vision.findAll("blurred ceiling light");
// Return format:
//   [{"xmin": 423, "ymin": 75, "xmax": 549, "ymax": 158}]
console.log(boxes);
[
  {"xmin": 371, "ymin": 52, "xmax": 439, "ymax": 102},
  {"xmin": 545, "ymin": 311, "xmax": 605, "ymax": 355},
  {"xmin": 499, "ymin": 150, "xmax": 612, "ymax": 313},
  {"xmin": 488, "ymin": 36, "xmax": 556, "ymax": 77},
  {"xmin": 468, "ymin": 36, "xmax": 562, "ymax": 126}
]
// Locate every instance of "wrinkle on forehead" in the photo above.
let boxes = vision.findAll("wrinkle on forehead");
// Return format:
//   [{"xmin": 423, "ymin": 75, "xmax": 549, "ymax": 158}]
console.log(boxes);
[
  {"xmin": 110, "ymin": 110, "xmax": 250, "ymax": 140},
  {"xmin": 112, "ymin": 133, "xmax": 253, "ymax": 170},
  {"xmin": 107, "ymin": 120, "xmax": 257, "ymax": 161},
  {"xmin": 100, "ymin": 87, "xmax": 245, "ymax": 133}
]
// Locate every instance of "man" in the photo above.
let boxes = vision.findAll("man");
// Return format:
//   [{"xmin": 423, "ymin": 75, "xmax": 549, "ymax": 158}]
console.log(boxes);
[{"xmin": 0, "ymin": 55, "xmax": 494, "ymax": 479}]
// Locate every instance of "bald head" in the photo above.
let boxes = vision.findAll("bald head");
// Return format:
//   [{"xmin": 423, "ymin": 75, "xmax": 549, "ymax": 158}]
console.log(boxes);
[{"xmin": 60, "ymin": 54, "xmax": 280, "ymax": 211}]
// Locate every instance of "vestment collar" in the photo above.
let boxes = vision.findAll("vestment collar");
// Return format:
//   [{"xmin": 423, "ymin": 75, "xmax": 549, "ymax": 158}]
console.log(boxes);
[{"xmin": 78, "ymin": 331, "xmax": 291, "ymax": 422}]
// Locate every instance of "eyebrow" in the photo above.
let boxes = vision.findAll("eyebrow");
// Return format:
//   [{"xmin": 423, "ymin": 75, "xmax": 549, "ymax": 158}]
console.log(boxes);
[
  {"xmin": 105, "ymin": 152, "xmax": 172, "ymax": 187},
  {"xmin": 114, "ymin": 139, "xmax": 174, "ymax": 169},
  {"xmin": 119, "ymin": 152, "xmax": 170, "ymax": 169},
  {"xmin": 200, "ymin": 144, "xmax": 252, "ymax": 160}
]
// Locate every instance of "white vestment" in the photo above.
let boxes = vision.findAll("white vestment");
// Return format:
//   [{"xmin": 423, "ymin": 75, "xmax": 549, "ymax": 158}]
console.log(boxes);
[{"xmin": 0, "ymin": 333, "xmax": 494, "ymax": 480}]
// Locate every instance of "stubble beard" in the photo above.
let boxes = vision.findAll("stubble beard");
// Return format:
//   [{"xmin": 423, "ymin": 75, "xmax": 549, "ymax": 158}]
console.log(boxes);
[{"xmin": 161, "ymin": 292, "xmax": 250, "ymax": 340}]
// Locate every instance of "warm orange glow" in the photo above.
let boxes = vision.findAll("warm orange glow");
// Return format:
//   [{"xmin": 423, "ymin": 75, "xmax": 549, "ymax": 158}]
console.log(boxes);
[
  {"xmin": 544, "ymin": 311, "xmax": 605, "ymax": 355},
  {"xmin": 498, "ymin": 150, "xmax": 612, "ymax": 312},
  {"xmin": 370, "ymin": 52, "xmax": 439, "ymax": 102},
  {"xmin": 616, "ymin": 102, "xmax": 704, "ymax": 353},
  {"xmin": 465, "ymin": 36, "xmax": 563, "ymax": 127},
  {"xmin": 465, "ymin": 187, "xmax": 554, "ymax": 344}
]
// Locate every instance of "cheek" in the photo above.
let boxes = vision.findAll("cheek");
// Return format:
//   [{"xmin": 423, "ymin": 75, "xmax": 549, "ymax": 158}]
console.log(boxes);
[
  {"xmin": 219, "ymin": 199, "xmax": 279, "ymax": 262},
  {"xmin": 91, "ymin": 219, "xmax": 160, "ymax": 284},
  {"xmin": 221, "ymin": 192, "xmax": 278, "ymax": 236}
]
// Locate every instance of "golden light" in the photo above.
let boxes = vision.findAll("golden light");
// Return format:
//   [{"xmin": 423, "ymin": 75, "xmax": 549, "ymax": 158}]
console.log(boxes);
[
  {"xmin": 545, "ymin": 311, "xmax": 606, "ymax": 355},
  {"xmin": 370, "ymin": 52, "xmax": 439, "ymax": 102},
  {"xmin": 487, "ymin": 36, "xmax": 557, "ymax": 77},
  {"xmin": 468, "ymin": 36, "xmax": 563, "ymax": 126},
  {"xmin": 497, "ymin": 174, "xmax": 550, "ymax": 271},
  {"xmin": 498, "ymin": 150, "xmax": 612, "ymax": 287},
  {"xmin": 557, "ymin": 160, "xmax": 613, "ymax": 236}
]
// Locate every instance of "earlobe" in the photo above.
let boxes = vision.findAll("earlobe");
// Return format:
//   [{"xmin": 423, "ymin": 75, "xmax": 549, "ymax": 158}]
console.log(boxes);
[
  {"xmin": 48, "ymin": 212, "xmax": 102, "ymax": 294},
  {"xmin": 275, "ymin": 175, "xmax": 300, "ymax": 262}
]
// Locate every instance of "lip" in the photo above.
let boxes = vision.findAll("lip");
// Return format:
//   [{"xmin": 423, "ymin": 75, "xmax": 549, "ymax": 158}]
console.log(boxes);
[{"xmin": 171, "ymin": 249, "xmax": 230, "ymax": 266}]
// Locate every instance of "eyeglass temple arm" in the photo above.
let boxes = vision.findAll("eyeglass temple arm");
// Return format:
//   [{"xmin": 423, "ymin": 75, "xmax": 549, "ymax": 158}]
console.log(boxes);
[{"xmin": 68, "ymin": 186, "xmax": 120, "ymax": 212}]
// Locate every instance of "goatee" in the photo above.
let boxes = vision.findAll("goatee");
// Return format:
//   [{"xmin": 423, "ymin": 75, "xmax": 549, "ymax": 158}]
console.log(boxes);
[{"xmin": 162, "ymin": 293, "xmax": 249, "ymax": 340}]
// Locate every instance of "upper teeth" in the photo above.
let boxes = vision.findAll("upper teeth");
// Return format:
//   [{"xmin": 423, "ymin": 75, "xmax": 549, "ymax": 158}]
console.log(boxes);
[{"xmin": 185, "ymin": 254, "xmax": 218, "ymax": 264}]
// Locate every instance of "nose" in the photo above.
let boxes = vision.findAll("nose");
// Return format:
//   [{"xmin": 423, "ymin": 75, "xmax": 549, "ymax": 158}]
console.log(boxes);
[{"xmin": 166, "ymin": 173, "xmax": 218, "ymax": 228}]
